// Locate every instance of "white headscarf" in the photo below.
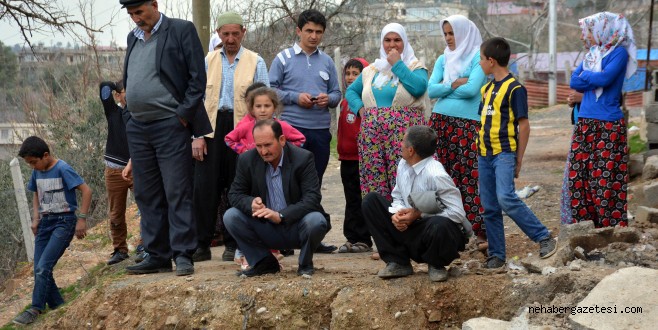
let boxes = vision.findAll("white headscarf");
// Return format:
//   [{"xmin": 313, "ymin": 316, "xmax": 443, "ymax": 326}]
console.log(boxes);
[
  {"xmin": 373, "ymin": 23, "xmax": 418, "ymax": 89},
  {"xmin": 440, "ymin": 15, "xmax": 482, "ymax": 84},
  {"xmin": 579, "ymin": 12, "xmax": 637, "ymax": 100},
  {"xmin": 208, "ymin": 32, "xmax": 221, "ymax": 53}
]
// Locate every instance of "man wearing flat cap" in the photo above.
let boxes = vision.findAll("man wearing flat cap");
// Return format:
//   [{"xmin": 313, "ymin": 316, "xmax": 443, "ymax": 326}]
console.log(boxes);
[
  {"xmin": 119, "ymin": 0, "xmax": 211, "ymax": 276},
  {"xmin": 192, "ymin": 11, "xmax": 270, "ymax": 263},
  {"xmin": 362, "ymin": 125, "xmax": 470, "ymax": 282}
]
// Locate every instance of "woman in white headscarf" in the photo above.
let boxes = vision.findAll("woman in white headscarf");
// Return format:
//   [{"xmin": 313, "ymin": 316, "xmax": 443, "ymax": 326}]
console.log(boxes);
[
  {"xmin": 567, "ymin": 12, "xmax": 637, "ymax": 227},
  {"xmin": 428, "ymin": 15, "xmax": 487, "ymax": 243},
  {"xmin": 345, "ymin": 23, "xmax": 428, "ymax": 200}
]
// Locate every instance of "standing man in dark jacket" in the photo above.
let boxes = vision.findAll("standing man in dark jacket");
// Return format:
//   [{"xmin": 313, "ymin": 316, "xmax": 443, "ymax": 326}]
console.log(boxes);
[{"xmin": 119, "ymin": 0, "xmax": 211, "ymax": 276}]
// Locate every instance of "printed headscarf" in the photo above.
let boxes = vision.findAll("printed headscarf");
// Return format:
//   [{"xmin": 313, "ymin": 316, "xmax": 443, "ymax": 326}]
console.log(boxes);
[
  {"xmin": 440, "ymin": 15, "xmax": 483, "ymax": 84},
  {"xmin": 579, "ymin": 12, "xmax": 637, "ymax": 100},
  {"xmin": 373, "ymin": 23, "xmax": 418, "ymax": 88}
]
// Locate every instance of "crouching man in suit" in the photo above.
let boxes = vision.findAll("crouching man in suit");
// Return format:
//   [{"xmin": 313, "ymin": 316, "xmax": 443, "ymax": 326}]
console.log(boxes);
[{"xmin": 224, "ymin": 119, "xmax": 329, "ymax": 277}]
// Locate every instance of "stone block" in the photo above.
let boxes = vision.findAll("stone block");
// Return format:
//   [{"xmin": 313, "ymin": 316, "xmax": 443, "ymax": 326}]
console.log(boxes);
[
  {"xmin": 646, "ymin": 102, "xmax": 658, "ymax": 122},
  {"xmin": 645, "ymin": 149, "xmax": 658, "ymax": 160},
  {"xmin": 569, "ymin": 267, "xmax": 658, "ymax": 330},
  {"xmin": 557, "ymin": 221, "xmax": 595, "ymax": 244},
  {"xmin": 612, "ymin": 227, "xmax": 640, "ymax": 244},
  {"xmin": 635, "ymin": 206, "xmax": 658, "ymax": 224},
  {"xmin": 648, "ymin": 123, "xmax": 658, "ymax": 143},
  {"xmin": 643, "ymin": 155, "xmax": 658, "ymax": 180},
  {"xmin": 630, "ymin": 154, "xmax": 644, "ymax": 178},
  {"xmin": 644, "ymin": 181, "xmax": 658, "ymax": 208},
  {"xmin": 462, "ymin": 317, "xmax": 511, "ymax": 330}
]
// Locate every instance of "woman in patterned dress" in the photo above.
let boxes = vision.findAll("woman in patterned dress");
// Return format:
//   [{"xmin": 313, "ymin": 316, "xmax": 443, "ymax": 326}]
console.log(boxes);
[
  {"xmin": 345, "ymin": 23, "xmax": 428, "ymax": 201},
  {"xmin": 427, "ymin": 15, "xmax": 488, "ymax": 245},
  {"xmin": 567, "ymin": 12, "xmax": 636, "ymax": 227}
]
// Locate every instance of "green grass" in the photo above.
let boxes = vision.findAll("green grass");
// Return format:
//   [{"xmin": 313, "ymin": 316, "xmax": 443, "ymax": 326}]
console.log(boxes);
[
  {"xmin": 630, "ymin": 134, "xmax": 647, "ymax": 154},
  {"xmin": 85, "ymin": 233, "xmax": 111, "ymax": 246},
  {"xmin": 330, "ymin": 134, "xmax": 338, "ymax": 160}
]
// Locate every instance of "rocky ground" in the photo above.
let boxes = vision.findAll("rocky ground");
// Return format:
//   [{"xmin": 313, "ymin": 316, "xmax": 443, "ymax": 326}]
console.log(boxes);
[{"xmin": 1, "ymin": 105, "xmax": 657, "ymax": 329}]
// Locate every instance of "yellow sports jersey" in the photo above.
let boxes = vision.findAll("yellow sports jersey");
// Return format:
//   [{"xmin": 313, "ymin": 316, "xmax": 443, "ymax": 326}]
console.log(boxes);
[{"xmin": 477, "ymin": 74, "xmax": 528, "ymax": 156}]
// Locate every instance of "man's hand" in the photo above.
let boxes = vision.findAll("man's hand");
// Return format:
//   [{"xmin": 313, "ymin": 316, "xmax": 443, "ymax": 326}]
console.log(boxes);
[
  {"xmin": 298, "ymin": 93, "xmax": 314, "ymax": 108},
  {"xmin": 451, "ymin": 77, "xmax": 468, "ymax": 89},
  {"xmin": 515, "ymin": 158, "xmax": 523, "ymax": 178},
  {"xmin": 122, "ymin": 160, "xmax": 133, "ymax": 181},
  {"xmin": 192, "ymin": 138, "xmax": 207, "ymax": 161},
  {"xmin": 31, "ymin": 218, "xmax": 40, "ymax": 235},
  {"xmin": 391, "ymin": 208, "xmax": 421, "ymax": 232},
  {"xmin": 387, "ymin": 48, "xmax": 401, "ymax": 66},
  {"xmin": 75, "ymin": 218, "xmax": 87, "ymax": 239},
  {"xmin": 252, "ymin": 207, "xmax": 282, "ymax": 224},
  {"xmin": 313, "ymin": 93, "xmax": 329, "ymax": 108},
  {"xmin": 251, "ymin": 197, "xmax": 265, "ymax": 213}
]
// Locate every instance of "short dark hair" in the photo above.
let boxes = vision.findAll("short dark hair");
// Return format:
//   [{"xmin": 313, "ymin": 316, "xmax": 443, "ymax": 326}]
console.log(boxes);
[
  {"xmin": 404, "ymin": 126, "xmax": 437, "ymax": 159},
  {"xmin": 253, "ymin": 118, "xmax": 283, "ymax": 139},
  {"xmin": 297, "ymin": 9, "xmax": 326, "ymax": 31},
  {"xmin": 481, "ymin": 37, "xmax": 511, "ymax": 67},
  {"xmin": 115, "ymin": 79, "xmax": 124, "ymax": 92},
  {"xmin": 344, "ymin": 59, "xmax": 364, "ymax": 72},
  {"xmin": 18, "ymin": 136, "xmax": 50, "ymax": 158}
]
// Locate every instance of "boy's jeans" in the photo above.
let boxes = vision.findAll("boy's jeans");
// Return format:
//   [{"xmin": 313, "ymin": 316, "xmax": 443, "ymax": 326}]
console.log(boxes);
[
  {"xmin": 478, "ymin": 152, "xmax": 550, "ymax": 261},
  {"xmin": 32, "ymin": 213, "xmax": 76, "ymax": 311}
]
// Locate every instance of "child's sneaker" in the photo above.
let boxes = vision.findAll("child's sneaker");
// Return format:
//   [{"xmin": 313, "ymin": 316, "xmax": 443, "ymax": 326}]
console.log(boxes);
[
  {"xmin": 484, "ymin": 256, "xmax": 505, "ymax": 269},
  {"xmin": 539, "ymin": 236, "xmax": 557, "ymax": 259},
  {"xmin": 13, "ymin": 309, "xmax": 40, "ymax": 325}
]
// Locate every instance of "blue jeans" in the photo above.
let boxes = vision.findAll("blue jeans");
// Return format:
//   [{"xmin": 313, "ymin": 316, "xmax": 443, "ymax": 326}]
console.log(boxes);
[
  {"xmin": 32, "ymin": 213, "xmax": 76, "ymax": 311},
  {"xmin": 223, "ymin": 208, "xmax": 327, "ymax": 268},
  {"xmin": 478, "ymin": 152, "xmax": 550, "ymax": 261}
]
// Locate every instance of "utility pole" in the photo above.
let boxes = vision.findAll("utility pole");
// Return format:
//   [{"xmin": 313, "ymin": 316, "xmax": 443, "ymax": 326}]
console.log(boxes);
[
  {"xmin": 192, "ymin": 0, "xmax": 211, "ymax": 54},
  {"xmin": 548, "ymin": 0, "xmax": 557, "ymax": 106}
]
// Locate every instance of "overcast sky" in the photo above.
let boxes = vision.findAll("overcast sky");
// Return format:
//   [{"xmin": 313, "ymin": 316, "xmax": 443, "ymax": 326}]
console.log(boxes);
[{"xmin": 0, "ymin": 0, "xmax": 191, "ymax": 48}]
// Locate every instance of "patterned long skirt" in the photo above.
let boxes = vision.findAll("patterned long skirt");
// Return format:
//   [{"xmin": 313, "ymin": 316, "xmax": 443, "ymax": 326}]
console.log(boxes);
[
  {"xmin": 566, "ymin": 118, "xmax": 628, "ymax": 227},
  {"xmin": 429, "ymin": 113, "xmax": 485, "ymax": 238},
  {"xmin": 358, "ymin": 106, "xmax": 425, "ymax": 200}
]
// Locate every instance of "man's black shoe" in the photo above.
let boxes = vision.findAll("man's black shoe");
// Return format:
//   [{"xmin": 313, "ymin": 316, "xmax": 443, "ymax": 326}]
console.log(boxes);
[
  {"xmin": 237, "ymin": 254, "xmax": 280, "ymax": 277},
  {"xmin": 107, "ymin": 250, "xmax": 129, "ymax": 265},
  {"xmin": 126, "ymin": 257, "xmax": 172, "ymax": 274},
  {"xmin": 280, "ymin": 249, "xmax": 295, "ymax": 256},
  {"xmin": 175, "ymin": 256, "xmax": 194, "ymax": 276},
  {"xmin": 315, "ymin": 242, "xmax": 337, "ymax": 254},
  {"xmin": 222, "ymin": 245, "xmax": 236, "ymax": 261},
  {"xmin": 192, "ymin": 247, "xmax": 211, "ymax": 262}
]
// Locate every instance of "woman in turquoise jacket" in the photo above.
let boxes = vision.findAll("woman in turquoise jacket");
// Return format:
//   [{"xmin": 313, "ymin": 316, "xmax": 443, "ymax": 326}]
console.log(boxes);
[{"xmin": 428, "ymin": 15, "xmax": 487, "ymax": 244}]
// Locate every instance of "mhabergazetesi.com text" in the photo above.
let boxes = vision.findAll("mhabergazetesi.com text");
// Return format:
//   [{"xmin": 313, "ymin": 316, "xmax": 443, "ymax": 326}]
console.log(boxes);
[{"xmin": 529, "ymin": 305, "xmax": 643, "ymax": 315}]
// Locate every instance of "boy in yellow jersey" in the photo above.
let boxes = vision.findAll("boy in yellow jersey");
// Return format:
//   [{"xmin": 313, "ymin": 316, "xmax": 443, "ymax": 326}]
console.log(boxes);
[{"xmin": 477, "ymin": 37, "xmax": 556, "ymax": 269}]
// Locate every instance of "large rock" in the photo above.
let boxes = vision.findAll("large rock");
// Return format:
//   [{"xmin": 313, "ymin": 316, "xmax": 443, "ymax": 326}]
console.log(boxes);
[
  {"xmin": 635, "ymin": 206, "xmax": 658, "ymax": 224},
  {"xmin": 629, "ymin": 154, "xmax": 644, "ymax": 178},
  {"xmin": 644, "ymin": 181, "xmax": 658, "ymax": 208},
  {"xmin": 569, "ymin": 267, "xmax": 658, "ymax": 329},
  {"xmin": 462, "ymin": 317, "xmax": 511, "ymax": 330},
  {"xmin": 642, "ymin": 155, "xmax": 658, "ymax": 180}
]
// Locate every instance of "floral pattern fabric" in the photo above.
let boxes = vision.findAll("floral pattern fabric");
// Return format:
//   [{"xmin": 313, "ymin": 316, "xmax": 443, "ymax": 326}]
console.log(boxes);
[
  {"xmin": 429, "ymin": 113, "xmax": 485, "ymax": 238},
  {"xmin": 566, "ymin": 118, "xmax": 628, "ymax": 227},
  {"xmin": 358, "ymin": 106, "xmax": 425, "ymax": 200}
]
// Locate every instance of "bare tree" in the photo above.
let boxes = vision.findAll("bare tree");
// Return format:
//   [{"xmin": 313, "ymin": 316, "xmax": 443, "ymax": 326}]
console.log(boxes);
[{"xmin": 0, "ymin": 0, "xmax": 101, "ymax": 50}]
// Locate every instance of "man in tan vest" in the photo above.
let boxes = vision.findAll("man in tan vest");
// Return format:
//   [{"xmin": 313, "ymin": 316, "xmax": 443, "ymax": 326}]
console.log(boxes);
[{"xmin": 192, "ymin": 11, "xmax": 270, "ymax": 263}]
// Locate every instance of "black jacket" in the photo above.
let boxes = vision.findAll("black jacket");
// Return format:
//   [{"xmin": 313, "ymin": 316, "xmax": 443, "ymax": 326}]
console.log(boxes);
[
  {"xmin": 229, "ymin": 143, "xmax": 330, "ymax": 230},
  {"xmin": 100, "ymin": 81, "xmax": 130, "ymax": 166}
]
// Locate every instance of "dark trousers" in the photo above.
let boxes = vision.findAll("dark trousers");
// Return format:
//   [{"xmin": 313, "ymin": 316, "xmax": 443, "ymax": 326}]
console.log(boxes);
[
  {"xmin": 362, "ymin": 192, "xmax": 466, "ymax": 267},
  {"xmin": 224, "ymin": 208, "xmax": 327, "ymax": 267},
  {"xmin": 126, "ymin": 116, "xmax": 196, "ymax": 261},
  {"xmin": 340, "ymin": 160, "xmax": 371, "ymax": 246},
  {"xmin": 294, "ymin": 127, "xmax": 331, "ymax": 186},
  {"xmin": 193, "ymin": 111, "xmax": 237, "ymax": 249}
]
